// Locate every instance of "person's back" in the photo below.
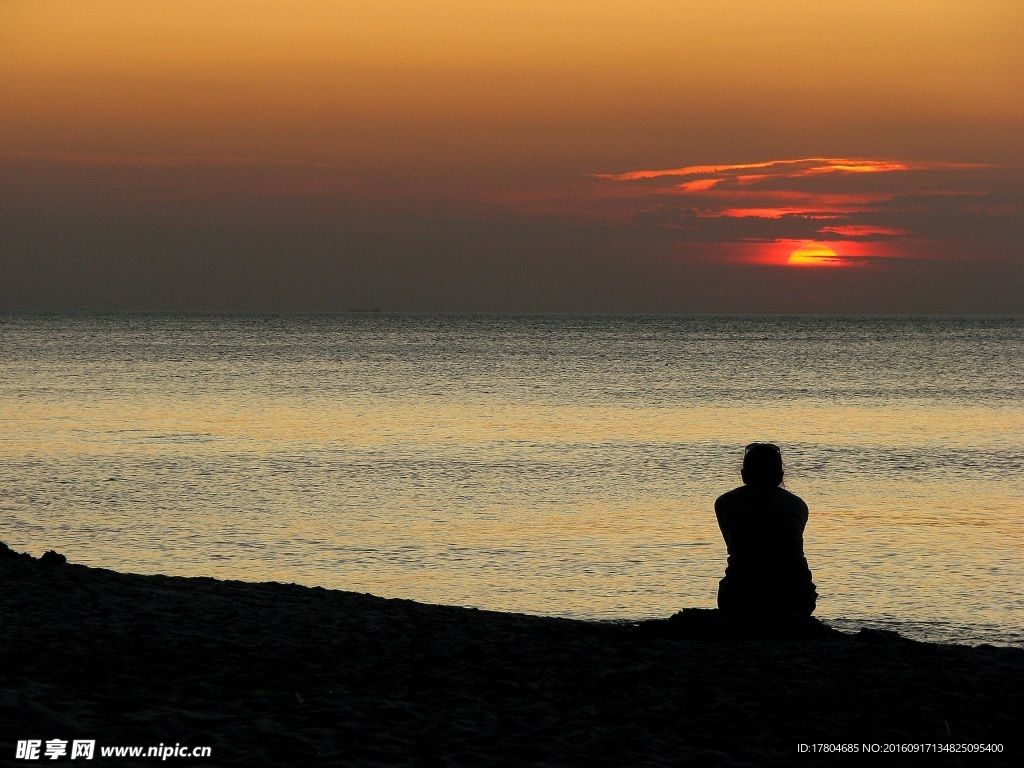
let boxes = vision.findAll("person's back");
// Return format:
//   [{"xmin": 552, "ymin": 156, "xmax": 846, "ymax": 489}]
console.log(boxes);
[{"xmin": 714, "ymin": 443, "xmax": 817, "ymax": 616}]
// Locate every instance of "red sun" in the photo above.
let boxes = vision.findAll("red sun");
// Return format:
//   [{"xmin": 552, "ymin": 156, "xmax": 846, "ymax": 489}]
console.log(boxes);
[{"xmin": 786, "ymin": 243, "xmax": 844, "ymax": 267}]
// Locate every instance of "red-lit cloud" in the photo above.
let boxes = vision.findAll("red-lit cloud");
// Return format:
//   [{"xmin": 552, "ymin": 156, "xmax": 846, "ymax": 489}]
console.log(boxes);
[
  {"xmin": 591, "ymin": 157, "xmax": 1017, "ymax": 267},
  {"xmin": 594, "ymin": 157, "xmax": 980, "ymax": 183}
]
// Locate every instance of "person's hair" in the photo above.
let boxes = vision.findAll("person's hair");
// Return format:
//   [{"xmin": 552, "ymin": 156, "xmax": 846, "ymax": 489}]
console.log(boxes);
[{"xmin": 741, "ymin": 442, "xmax": 784, "ymax": 487}]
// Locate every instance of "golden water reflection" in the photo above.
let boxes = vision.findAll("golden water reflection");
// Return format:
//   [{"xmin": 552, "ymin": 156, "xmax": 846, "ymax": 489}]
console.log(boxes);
[{"xmin": 4, "ymin": 390, "xmax": 1022, "ymax": 646}]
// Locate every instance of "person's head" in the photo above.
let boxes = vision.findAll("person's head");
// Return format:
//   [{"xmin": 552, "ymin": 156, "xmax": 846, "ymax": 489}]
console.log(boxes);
[{"xmin": 741, "ymin": 442, "xmax": 784, "ymax": 488}]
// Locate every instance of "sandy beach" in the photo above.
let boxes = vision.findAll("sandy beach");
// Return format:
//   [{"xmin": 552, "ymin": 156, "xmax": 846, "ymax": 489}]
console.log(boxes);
[{"xmin": 2, "ymin": 549, "xmax": 1020, "ymax": 767}]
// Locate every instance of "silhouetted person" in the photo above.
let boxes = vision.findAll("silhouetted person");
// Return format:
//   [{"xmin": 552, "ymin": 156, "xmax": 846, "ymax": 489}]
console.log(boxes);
[{"xmin": 715, "ymin": 443, "xmax": 817, "ymax": 616}]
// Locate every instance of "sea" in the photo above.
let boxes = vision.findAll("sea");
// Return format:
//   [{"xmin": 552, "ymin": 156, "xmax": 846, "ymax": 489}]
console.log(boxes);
[{"xmin": 1, "ymin": 313, "xmax": 1021, "ymax": 647}]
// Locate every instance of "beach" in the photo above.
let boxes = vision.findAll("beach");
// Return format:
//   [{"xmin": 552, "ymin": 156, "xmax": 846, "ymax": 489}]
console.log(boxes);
[{"xmin": 2, "ymin": 550, "xmax": 1020, "ymax": 767}]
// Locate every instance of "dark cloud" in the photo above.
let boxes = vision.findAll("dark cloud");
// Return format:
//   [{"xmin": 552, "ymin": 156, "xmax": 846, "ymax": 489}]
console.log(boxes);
[
  {"xmin": 1, "ymin": 153, "xmax": 1022, "ymax": 313},
  {"xmin": 861, "ymin": 192, "xmax": 1024, "ymax": 244}
]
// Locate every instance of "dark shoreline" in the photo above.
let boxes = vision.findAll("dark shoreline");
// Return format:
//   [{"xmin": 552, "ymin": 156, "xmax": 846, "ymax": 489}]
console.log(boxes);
[{"xmin": 2, "ymin": 554, "xmax": 1021, "ymax": 766}]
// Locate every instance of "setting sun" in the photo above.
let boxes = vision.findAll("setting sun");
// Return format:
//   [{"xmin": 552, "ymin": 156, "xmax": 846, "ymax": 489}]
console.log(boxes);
[{"xmin": 787, "ymin": 243, "xmax": 842, "ymax": 267}]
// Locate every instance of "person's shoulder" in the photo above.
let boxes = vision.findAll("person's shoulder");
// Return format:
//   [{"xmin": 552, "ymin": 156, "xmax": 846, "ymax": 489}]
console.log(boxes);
[
  {"xmin": 715, "ymin": 486, "xmax": 749, "ymax": 510},
  {"xmin": 776, "ymin": 487, "xmax": 809, "ymax": 512}
]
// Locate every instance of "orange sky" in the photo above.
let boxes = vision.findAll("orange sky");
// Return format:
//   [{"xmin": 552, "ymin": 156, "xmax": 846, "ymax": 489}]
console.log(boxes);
[{"xmin": 2, "ymin": 1, "xmax": 1022, "ymax": 311}]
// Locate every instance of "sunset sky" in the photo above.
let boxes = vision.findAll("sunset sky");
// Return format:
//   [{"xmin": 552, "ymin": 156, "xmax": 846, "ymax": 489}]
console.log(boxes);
[{"xmin": 3, "ymin": 1, "xmax": 1022, "ymax": 312}]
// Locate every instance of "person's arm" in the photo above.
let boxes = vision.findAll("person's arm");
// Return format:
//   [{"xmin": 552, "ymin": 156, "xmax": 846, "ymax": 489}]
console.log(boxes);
[
  {"xmin": 796, "ymin": 496, "xmax": 809, "ymax": 529},
  {"xmin": 714, "ymin": 494, "xmax": 732, "ymax": 547}
]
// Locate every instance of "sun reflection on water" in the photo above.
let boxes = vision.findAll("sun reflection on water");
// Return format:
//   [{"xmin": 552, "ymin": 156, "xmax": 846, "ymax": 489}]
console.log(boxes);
[{"xmin": 1, "ymin": 314, "xmax": 1022, "ymax": 646}]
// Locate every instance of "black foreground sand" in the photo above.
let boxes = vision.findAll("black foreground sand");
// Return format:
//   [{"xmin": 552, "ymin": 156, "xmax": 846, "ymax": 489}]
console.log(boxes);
[{"xmin": 2, "ymin": 553, "xmax": 1021, "ymax": 767}]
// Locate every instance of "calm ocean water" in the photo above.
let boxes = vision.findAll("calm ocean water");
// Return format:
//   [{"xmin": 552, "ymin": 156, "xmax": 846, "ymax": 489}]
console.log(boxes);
[{"xmin": 1, "ymin": 313, "xmax": 1022, "ymax": 646}]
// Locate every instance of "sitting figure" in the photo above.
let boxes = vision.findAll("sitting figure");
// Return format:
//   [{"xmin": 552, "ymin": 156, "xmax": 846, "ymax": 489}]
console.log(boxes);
[{"xmin": 715, "ymin": 443, "xmax": 817, "ymax": 616}]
